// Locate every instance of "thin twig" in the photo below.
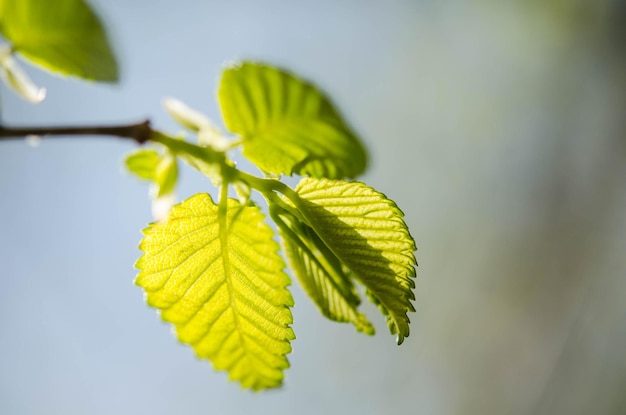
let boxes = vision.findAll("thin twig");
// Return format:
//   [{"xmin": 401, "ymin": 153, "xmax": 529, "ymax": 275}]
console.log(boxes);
[{"xmin": 0, "ymin": 119, "xmax": 153, "ymax": 144}]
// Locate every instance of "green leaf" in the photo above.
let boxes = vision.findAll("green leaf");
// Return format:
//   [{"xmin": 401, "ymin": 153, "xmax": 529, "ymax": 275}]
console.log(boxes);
[
  {"xmin": 124, "ymin": 148, "xmax": 178, "ymax": 197},
  {"xmin": 0, "ymin": 0, "xmax": 118, "ymax": 82},
  {"xmin": 136, "ymin": 194, "xmax": 295, "ymax": 390},
  {"xmin": 218, "ymin": 62, "xmax": 367, "ymax": 179},
  {"xmin": 293, "ymin": 178, "xmax": 416, "ymax": 344},
  {"xmin": 274, "ymin": 207, "xmax": 374, "ymax": 334},
  {"xmin": 124, "ymin": 149, "xmax": 160, "ymax": 181},
  {"xmin": 154, "ymin": 153, "xmax": 178, "ymax": 197}
]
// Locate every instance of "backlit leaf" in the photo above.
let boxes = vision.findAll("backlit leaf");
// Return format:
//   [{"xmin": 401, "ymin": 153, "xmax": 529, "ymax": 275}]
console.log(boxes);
[
  {"xmin": 294, "ymin": 178, "xmax": 416, "ymax": 344},
  {"xmin": 0, "ymin": 0, "xmax": 118, "ymax": 82},
  {"xmin": 136, "ymin": 194, "xmax": 295, "ymax": 390},
  {"xmin": 124, "ymin": 148, "xmax": 160, "ymax": 181},
  {"xmin": 154, "ymin": 152, "xmax": 178, "ymax": 197},
  {"xmin": 124, "ymin": 148, "xmax": 178, "ymax": 198},
  {"xmin": 275, "ymin": 208, "xmax": 374, "ymax": 334},
  {"xmin": 218, "ymin": 62, "xmax": 367, "ymax": 179}
]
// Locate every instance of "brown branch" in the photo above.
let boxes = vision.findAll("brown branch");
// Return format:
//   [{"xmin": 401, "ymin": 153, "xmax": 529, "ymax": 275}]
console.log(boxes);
[{"xmin": 0, "ymin": 119, "xmax": 153, "ymax": 144}]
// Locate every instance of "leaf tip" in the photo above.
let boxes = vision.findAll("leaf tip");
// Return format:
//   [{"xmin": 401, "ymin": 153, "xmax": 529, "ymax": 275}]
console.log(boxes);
[{"xmin": 396, "ymin": 334, "xmax": 406, "ymax": 346}]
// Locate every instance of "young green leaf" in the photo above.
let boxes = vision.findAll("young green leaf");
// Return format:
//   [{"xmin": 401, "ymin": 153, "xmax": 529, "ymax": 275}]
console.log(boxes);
[
  {"xmin": 154, "ymin": 152, "xmax": 178, "ymax": 197},
  {"xmin": 292, "ymin": 178, "xmax": 417, "ymax": 344},
  {"xmin": 274, "ymin": 207, "xmax": 375, "ymax": 334},
  {"xmin": 124, "ymin": 148, "xmax": 178, "ymax": 197},
  {"xmin": 218, "ymin": 62, "xmax": 367, "ymax": 179},
  {"xmin": 0, "ymin": 0, "xmax": 118, "ymax": 82},
  {"xmin": 136, "ymin": 193, "xmax": 295, "ymax": 390},
  {"xmin": 124, "ymin": 148, "xmax": 160, "ymax": 181}
]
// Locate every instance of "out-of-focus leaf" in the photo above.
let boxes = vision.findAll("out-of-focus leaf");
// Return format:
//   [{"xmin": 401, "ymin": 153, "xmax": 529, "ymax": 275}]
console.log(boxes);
[
  {"xmin": 0, "ymin": 45, "xmax": 45, "ymax": 103},
  {"xmin": 154, "ymin": 153, "xmax": 178, "ymax": 197},
  {"xmin": 124, "ymin": 148, "xmax": 178, "ymax": 198},
  {"xmin": 162, "ymin": 97, "xmax": 229, "ymax": 150},
  {"xmin": 0, "ymin": 0, "xmax": 118, "ymax": 82},
  {"xmin": 162, "ymin": 97, "xmax": 213, "ymax": 133},
  {"xmin": 124, "ymin": 148, "xmax": 160, "ymax": 181}
]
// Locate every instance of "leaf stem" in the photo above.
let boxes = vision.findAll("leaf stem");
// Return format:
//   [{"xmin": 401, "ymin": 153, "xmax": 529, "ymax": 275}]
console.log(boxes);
[
  {"xmin": 233, "ymin": 170, "xmax": 299, "ymax": 200},
  {"xmin": 150, "ymin": 130, "xmax": 226, "ymax": 165},
  {"xmin": 0, "ymin": 118, "xmax": 310, "ymax": 224},
  {"xmin": 0, "ymin": 120, "xmax": 153, "ymax": 144}
]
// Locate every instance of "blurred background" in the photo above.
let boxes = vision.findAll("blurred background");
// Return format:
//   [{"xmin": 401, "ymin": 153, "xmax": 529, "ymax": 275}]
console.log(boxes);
[{"xmin": 1, "ymin": 0, "xmax": 625, "ymax": 414}]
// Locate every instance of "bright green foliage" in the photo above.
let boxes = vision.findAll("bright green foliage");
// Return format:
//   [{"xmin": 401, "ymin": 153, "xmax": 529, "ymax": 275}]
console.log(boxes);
[
  {"xmin": 0, "ymin": 40, "xmax": 419, "ymax": 388},
  {"xmin": 0, "ymin": 0, "xmax": 118, "ymax": 82},
  {"xmin": 125, "ymin": 148, "xmax": 178, "ymax": 197},
  {"xmin": 276, "ymin": 208, "xmax": 375, "ymax": 334},
  {"xmin": 128, "ymin": 63, "xmax": 417, "ymax": 389},
  {"xmin": 136, "ymin": 193, "xmax": 295, "ymax": 390},
  {"xmin": 293, "ymin": 178, "xmax": 417, "ymax": 344},
  {"xmin": 154, "ymin": 153, "xmax": 178, "ymax": 197},
  {"xmin": 218, "ymin": 62, "xmax": 367, "ymax": 179},
  {"xmin": 0, "ymin": 0, "xmax": 419, "ymax": 388},
  {"xmin": 124, "ymin": 149, "xmax": 160, "ymax": 180}
]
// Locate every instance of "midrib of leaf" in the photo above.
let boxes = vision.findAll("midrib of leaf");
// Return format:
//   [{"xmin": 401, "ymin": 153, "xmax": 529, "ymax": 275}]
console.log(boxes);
[
  {"xmin": 215, "ymin": 193, "xmax": 288, "ymax": 381},
  {"xmin": 243, "ymin": 119, "xmax": 357, "ymax": 179},
  {"xmin": 217, "ymin": 185, "xmax": 249, "ymax": 364},
  {"xmin": 137, "ymin": 193, "xmax": 294, "ymax": 389},
  {"xmin": 246, "ymin": 114, "xmax": 342, "ymax": 137},
  {"xmin": 246, "ymin": 117, "xmax": 352, "ymax": 157}
]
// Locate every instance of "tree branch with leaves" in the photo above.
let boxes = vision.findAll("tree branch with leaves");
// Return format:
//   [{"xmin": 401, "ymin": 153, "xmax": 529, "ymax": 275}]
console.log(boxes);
[{"xmin": 0, "ymin": 0, "xmax": 417, "ymax": 391}]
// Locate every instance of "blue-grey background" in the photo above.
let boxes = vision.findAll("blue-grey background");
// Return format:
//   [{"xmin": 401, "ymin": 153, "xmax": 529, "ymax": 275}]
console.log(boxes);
[{"xmin": 1, "ymin": 1, "xmax": 626, "ymax": 414}]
